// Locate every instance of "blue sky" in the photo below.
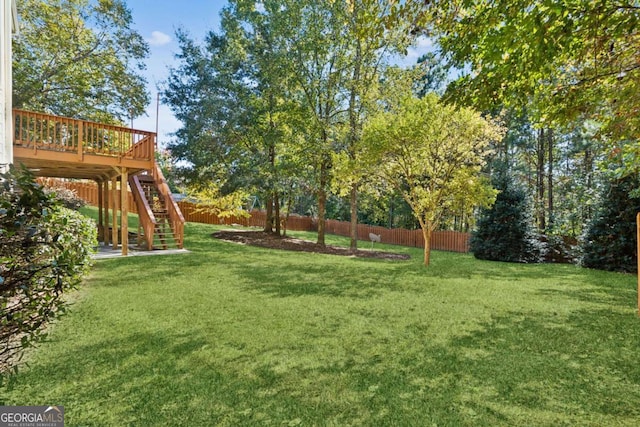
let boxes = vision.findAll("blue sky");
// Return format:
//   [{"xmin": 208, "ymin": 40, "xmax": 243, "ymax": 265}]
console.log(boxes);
[
  {"xmin": 125, "ymin": 1, "xmax": 431, "ymax": 147},
  {"xmin": 126, "ymin": 1, "xmax": 225, "ymax": 145}
]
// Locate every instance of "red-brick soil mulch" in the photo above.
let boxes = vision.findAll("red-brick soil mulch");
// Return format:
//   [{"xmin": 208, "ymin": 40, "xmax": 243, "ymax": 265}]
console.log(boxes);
[{"xmin": 212, "ymin": 230, "xmax": 410, "ymax": 260}]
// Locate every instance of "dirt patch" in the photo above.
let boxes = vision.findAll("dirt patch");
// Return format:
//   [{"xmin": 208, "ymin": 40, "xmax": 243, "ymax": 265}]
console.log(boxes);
[{"xmin": 212, "ymin": 230, "xmax": 410, "ymax": 261}]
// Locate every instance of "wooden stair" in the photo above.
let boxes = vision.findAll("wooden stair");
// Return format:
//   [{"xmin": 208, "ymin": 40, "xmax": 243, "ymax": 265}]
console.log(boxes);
[{"xmin": 129, "ymin": 169, "xmax": 184, "ymax": 250}]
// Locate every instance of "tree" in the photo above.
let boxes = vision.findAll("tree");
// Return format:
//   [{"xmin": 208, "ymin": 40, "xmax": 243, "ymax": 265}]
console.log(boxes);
[
  {"xmin": 414, "ymin": 52, "xmax": 449, "ymax": 97},
  {"xmin": 363, "ymin": 94, "xmax": 502, "ymax": 266},
  {"xmin": 163, "ymin": 31, "xmax": 241, "ymax": 187},
  {"xmin": 275, "ymin": 0, "xmax": 350, "ymax": 246},
  {"xmin": 471, "ymin": 172, "xmax": 544, "ymax": 263},
  {"xmin": 483, "ymin": 107, "xmax": 605, "ymax": 239},
  {"xmin": 260, "ymin": 0, "xmax": 422, "ymax": 247},
  {"xmin": 581, "ymin": 174, "xmax": 640, "ymax": 273},
  {"xmin": 340, "ymin": 0, "xmax": 423, "ymax": 253},
  {"xmin": 187, "ymin": 181, "xmax": 250, "ymax": 221},
  {"xmin": 427, "ymin": 0, "xmax": 640, "ymax": 172},
  {"xmin": 13, "ymin": 0, "xmax": 149, "ymax": 123},
  {"xmin": 165, "ymin": 2, "xmax": 308, "ymax": 236}
]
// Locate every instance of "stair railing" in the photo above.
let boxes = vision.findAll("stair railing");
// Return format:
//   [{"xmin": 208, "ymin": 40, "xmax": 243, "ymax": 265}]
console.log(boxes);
[
  {"xmin": 129, "ymin": 174, "xmax": 157, "ymax": 250},
  {"xmin": 123, "ymin": 134, "xmax": 155, "ymax": 161},
  {"xmin": 151, "ymin": 164, "xmax": 185, "ymax": 248}
]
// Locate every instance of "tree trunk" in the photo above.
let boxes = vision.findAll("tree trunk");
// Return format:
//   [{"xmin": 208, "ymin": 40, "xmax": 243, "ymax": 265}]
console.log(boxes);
[
  {"xmin": 347, "ymin": 19, "xmax": 362, "ymax": 254},
  {"xmin": 422, "ymin": 225, "xmax": 432, "ymax": 267},
  {"xmin": 274, "ymin": 191, "xmax": 281, "ymax": 236},
  {"xmin": 547, "ymin": 128, "xmax": 554, "ymax": 229},
  {"xmin": 585, "ymin": 146, "xmax": 593, "ymax": 220},
  {"xmin": 264, "ymin": 194, "xmax": 273, "ymax": 233},
  {"xmin": 316, "ymin": 156, "xmax": 329, "ymax": 246},
  {"xmin": 282, "ymin": 189, "xmax": 294, "ymax": 237},
  {"xmin": 349, "ymin": 183, "xmax": 358, "ymax": 253},
  {"xmin": 388, "ymin": 196, "xmax": 394, "ymax": 229},
  {"xmin": 537, "ymin": 128, "xmax": 546, "ymax": 231}
]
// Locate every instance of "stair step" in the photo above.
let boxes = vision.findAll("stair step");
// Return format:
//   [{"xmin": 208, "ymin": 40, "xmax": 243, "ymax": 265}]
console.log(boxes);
[{"xmin": 130, "ymin": 172, "xmax": 183, "ymax": 251}]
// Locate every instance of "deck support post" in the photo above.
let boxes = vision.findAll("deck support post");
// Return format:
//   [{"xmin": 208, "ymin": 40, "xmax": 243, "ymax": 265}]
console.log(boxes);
[
  {"xmin": 120, "ymin": 168, "xmax": 129, "ymax": 256},
  {"xmin": 103, "ymin": 178, "xmax": 110, "ymax": 247},
  {"xmin": 97, "ymin": 180, "xmax": 103, "ymax": 241},
  {"xmin": 111, "ymin": 175, "xmax": 118, "ymax": 250}
]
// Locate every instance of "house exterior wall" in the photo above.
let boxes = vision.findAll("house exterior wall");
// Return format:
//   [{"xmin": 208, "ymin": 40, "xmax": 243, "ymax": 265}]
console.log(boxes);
[{"xmin": 0, "ymin": 0, "xmax": 17, "ymax": 172}]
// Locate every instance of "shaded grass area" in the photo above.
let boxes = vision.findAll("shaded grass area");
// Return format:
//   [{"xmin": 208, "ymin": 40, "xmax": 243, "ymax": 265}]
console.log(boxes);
[{"xmin": 2, "ymin": 219, "xmax": 640, "ymax": 426}]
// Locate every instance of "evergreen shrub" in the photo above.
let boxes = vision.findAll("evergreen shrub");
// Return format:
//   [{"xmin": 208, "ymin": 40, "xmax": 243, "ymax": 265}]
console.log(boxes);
[
  {"xmin": 471, "ymin": 174, "xmax": 545, "ymax": 263},
  {"xmin": 580, "ymin": 175, "xmax": 640, "ymax": 273}
]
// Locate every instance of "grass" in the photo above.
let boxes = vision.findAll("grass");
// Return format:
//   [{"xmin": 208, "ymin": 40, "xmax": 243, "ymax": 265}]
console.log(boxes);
[{"xmin": 2, "ymin": 215, "xmax": 640, "ymax": 426}]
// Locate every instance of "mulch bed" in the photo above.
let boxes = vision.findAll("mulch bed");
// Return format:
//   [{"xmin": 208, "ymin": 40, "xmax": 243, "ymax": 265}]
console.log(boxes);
[{"xmin": 212, "ymin": 230, "xmax": 410, "ymax": 260}]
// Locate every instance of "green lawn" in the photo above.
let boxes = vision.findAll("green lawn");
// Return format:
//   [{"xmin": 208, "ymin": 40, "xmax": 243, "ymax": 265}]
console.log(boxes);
[{"xmin": 2, "ymin": 219, "xmax": 640, "ymax": 426}]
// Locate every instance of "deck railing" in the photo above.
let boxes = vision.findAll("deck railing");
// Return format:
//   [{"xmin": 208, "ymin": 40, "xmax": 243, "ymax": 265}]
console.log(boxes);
[{"xmin": 13, "ymin": 109, "xmax": 155, "ymax": 162}]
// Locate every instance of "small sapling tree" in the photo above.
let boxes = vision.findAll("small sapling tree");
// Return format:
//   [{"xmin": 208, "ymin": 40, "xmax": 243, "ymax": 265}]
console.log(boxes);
[{"xmin": 363, "ymin": 94, "xmax": 503, "ymax": 266}]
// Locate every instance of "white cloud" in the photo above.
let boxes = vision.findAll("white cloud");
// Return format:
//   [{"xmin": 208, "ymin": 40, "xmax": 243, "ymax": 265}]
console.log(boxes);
[
  {"xmin": 147, "ymin": 31, "xmax": 172, "ymax": 47},
  {"xmin": 405, "ymin": 36, "xmax": 434, "ymax": 61}
]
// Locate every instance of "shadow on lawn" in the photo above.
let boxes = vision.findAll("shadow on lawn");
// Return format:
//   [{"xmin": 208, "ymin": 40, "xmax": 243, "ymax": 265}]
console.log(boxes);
[
  {"xmin": 2, "ymin": 330, "xmax": 362, "ymax": 426},
  {"xmin": 335, "ymin": 307, "xmax": 640, "ymax": 426},
  {"xmin": 536, "ymin": 285, "xmax": 636, "ymax": 307},
  {"xmin": 450, "ymin": 307, "xmax": 640, "ymax": 422},
  {"xmin": 5, "ymin": 302, "xmax": 640, "ymax": 425}
]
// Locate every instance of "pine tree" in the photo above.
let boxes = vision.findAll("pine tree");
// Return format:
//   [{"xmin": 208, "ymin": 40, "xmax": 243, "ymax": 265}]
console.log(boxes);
[
  {"xmin": 580, "ymin": 175, "xmax": 640, "ymax": 273},
  {"xmin": 471, "ymin": 173, "xmax": 544, "ymax": 263}
]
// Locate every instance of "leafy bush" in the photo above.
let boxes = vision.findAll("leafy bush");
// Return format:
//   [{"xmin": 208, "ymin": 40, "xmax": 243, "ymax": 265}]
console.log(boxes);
[
  {"xmin": 580, "ymin": 175, "xmax": 640, "ymax": 273},
  {"xmin": 471, "ymin": 173, "xmax": 545, "ymax": 263},
  {"xmin": 1, "ymin": 167, "xmax": 96, "ymax": 377},
  {"xmin": 541, "ymin": 234, "xmax": 577, "ymax": 264},
  {"xmin": 44, "ymin": 186, "xmax": 86, "ymax": 210}
]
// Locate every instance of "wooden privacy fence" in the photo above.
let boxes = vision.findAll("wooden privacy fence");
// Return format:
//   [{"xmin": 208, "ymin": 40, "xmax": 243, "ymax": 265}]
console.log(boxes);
[
  {"xmin": 324, "ymin": 220, "xmax": 470, "ymax": 253},
  {"xmin": 41, "ymin": 179, "xmax": 471, "ymax": 253}
]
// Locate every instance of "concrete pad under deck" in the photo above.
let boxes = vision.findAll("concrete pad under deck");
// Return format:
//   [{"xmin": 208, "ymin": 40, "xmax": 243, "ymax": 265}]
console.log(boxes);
[{"xmin": 92, "ymin": 243, "xmax": 189, "ymax": 260}]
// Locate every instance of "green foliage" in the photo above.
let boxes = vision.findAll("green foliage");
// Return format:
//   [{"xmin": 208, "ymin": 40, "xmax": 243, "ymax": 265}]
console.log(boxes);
[
  {"xmin": 414, "ymin": 52, "xmax": 449, "ymax": 97},
  {"xmin": 13, "ymin": 0, "xmax": 149, "ymax": 122},
  {"xmin": 480, "ymin": 108, "xmax": 605, "ymax": 239},
  {"xmin": 164, "ymin": 0, "xmax": 426, "ymax": 244},
  {"xmin": 471, "ymin": 173, "xmax": 545, "ymax": 263},
  {"xmin": 165, "ymin": 4, "xmax": 310, "ymax": 236},
  {"xmin": 155, "ymin": 149, "xmax": 181, "ymax": 194},
  {"xmin": 0, "ymin": 167, "xmax": 96, "ymax": 377},
  {"xmin": 188, "ymin": 182, "xmax": 250, "ymax": 220},
  {"xmin": 580, "ymin": 174, "xmax": 640, "ymax": 273},
  {"xmin": 363, "ymin": 94, "xmax": 502, "ymax": 265},
  {"xmin": 428, "ymin": 0, "xmax": 640, "ymax": 173}
]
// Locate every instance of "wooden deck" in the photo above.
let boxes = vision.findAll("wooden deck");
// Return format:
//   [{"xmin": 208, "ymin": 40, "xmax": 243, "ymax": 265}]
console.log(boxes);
[
  {"xmin": 12, "ymin": 109, "xmax": 184, "ymax": 255},
  {"xmin": 13, "ymin": 109, "xmax": 155, "ymax": 180}
]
